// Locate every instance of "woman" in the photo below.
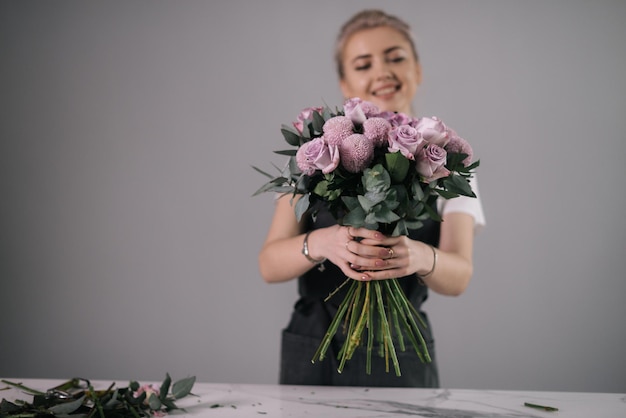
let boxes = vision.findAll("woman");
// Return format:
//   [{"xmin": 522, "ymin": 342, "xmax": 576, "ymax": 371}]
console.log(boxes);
[{"xmin": 258, "ymin": 9, "xmax": 485, "ymax": 387}]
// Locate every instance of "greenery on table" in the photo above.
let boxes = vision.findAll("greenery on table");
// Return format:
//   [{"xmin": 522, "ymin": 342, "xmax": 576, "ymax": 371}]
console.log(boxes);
[{"xmin": 0, "ymin": 374, "xmax": 195, "ymax": 418}]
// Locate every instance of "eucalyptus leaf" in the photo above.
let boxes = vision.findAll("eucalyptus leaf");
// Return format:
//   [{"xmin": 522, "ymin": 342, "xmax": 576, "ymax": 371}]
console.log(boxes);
[
  {"xmin": 385, "ymin": 152, "xmax": 410, "ymax": 183},
  {"xmin": 342, "ymin": 206, "xmax": 366, "ymax": 227},
  {"xmin": 171, "ymin": 376, "xmax": 196, "ymax": 400},
  {"xmin": 357, "ymin": 195, "xmax": 376, "ymax": 212},
  {"xmin": 311, "ymin": 110, "xmax": 326, "ymax": 134},
  {"xmin": 0, "ymin": 399, "xmax": 21, "ymax": 414},
  {"xmin": 251, "ymin": 165, "xmax": 275, "ymax": 179},
  {"xmin": 274, "ymin": 149, "xmax": 297, "ymax": 156},
  {"xmin": 159, "ymin": 374, "xmax": 171, "ymax": 402},
  {"xmin": 103, "ymin": 389, "xmax": 120, "ymax": 409},
  {"xmin": 374, "ymin": 207, "xmax": 400, "ymax": 224},
  {"xmin": 162, "ymin": 399, "xmax": 178, "ymax": 411},
  {"xmin": 148, "ymin": 393, "xmax": 161, "ymax": 410},
  {"xmin": 47, "ymin": 395, "xmax": 85, "ymax": 415},
  {"xmin": 294, "ymin": 194, "xmax": 310, "ymax": 222},
  {"xmin": 280, "ymin": 125, "xmax": 301, "ymax": 146}
]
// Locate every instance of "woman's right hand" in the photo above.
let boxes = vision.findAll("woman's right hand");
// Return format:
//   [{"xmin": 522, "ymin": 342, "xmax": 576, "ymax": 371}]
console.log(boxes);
[{"xmin": 310, "ymin": 226, "xmax": 395, "ymax": 281}]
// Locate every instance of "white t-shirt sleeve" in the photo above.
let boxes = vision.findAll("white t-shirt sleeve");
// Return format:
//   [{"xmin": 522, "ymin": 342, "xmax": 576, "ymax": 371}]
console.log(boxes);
[{"xmin": 437, "ymin": 175, "xmax": 486, "ymax": 234}]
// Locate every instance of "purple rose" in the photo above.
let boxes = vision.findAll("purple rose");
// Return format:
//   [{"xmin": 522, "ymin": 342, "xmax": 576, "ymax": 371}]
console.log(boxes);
[
  {"xmin": 343, "ymin": 98, "xmax": 380, "ymax": 125},
  {"xmin": 416, "ymin": 143, "xmax": 451, "ymax": 183},
  {"xmin": 339, "ymin": 133, "xmax": 375, "ymax": 173},
  {"xmin": 414, "ymin": 116, "xmax": 450, "ymax": 147},
  {"xmin": 293, "ymin": 106, "xmax": 323, "ymax": 133},
  {"xmin": 322, "ymin": 115, "xmax": 354, "ymax": 146},
  {"xmin": 296, "ymin": 137, "xmax": 340, "ymax": 175},
  {"xmin": 387, "ymin": 124, "xmax": 425, "ymax": 160},
  {"xmin": 445, "ymin": 128, "xmax": 473, "ymax": 166},
  {"xmin": 379, "ymin": 111, "xmax": 417, "ymax": 128},
  {"xmin": 362, "ymin": 117, "xmax": 392, "ymax": 147}
]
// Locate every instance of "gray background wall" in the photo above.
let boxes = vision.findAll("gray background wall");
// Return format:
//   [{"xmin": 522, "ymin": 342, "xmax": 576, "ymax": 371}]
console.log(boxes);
[{"xmin": 1, "ymin": 0, "xmax": 625, "ymax": 393}]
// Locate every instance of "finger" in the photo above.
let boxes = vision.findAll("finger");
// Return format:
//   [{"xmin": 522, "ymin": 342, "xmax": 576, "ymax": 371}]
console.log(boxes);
[{"xmin": 350, "ymin": 227, "xmax": 385, "ymax": 241}]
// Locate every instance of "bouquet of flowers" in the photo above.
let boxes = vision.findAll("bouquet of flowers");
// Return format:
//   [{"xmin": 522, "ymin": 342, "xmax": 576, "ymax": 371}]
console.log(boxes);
[
  {"xmin": 254, "ymin": 98, "xmax": 479, "ymax": 376},
  {"xmin": 1, "ymin": 374, "xmax": 196, "ymax": 418}
]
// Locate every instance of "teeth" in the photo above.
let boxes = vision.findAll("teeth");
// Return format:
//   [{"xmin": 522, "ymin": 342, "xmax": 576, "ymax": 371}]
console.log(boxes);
[{"xmin": 374, "ymin": 86, "xmax": 397, "ymax": 96}]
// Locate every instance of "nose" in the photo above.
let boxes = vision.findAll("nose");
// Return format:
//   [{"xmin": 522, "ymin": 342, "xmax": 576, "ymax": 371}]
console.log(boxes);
[{"xmin": 374, "ymin": 59, "xmax": 394, "ymax": 81}]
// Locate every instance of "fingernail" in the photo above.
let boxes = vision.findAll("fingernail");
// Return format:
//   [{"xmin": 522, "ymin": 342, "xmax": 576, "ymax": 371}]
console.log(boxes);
[{"xmin": 375, "ymin": 260, "xmax": 387, "ymax": 267}]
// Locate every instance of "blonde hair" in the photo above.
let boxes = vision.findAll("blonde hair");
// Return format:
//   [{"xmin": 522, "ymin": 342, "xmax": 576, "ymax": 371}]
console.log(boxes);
[{"xmin": 335, "ymin": 9, "xmax": 419, "ymax": 79}]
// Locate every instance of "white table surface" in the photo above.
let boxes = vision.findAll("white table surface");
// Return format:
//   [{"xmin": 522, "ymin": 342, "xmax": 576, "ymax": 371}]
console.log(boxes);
[{"xmin": 2, "ymin": 378, "xmax": 625, "ymax": 417}]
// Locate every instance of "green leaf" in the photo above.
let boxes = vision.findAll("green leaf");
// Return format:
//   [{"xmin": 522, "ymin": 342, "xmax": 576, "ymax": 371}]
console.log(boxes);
[
  {"xmin": 385, "ymin": 152, "xmax": 410, "ymax": 183},
  {"xmin": 374, "ymin": 206, "xmax": 400, "ymax": 223},
  {"xmin": 440, "ymin": 174, "xmax": 475, "ymax": 197},
  {"xmin": 251, "ymin": 165, "xmax": 275, "ymax": 179},
  {"xmin": 342, "ymin": 206, "xmax": 366, "ymax": 227},
  {"xmin": 281, "ymin": 125, "xmax": 301, "ymax": 146},
  {"xmin": 148, "ymin": 393, "xmax": 162, "ymax": 410},
  {"xmin": 357, "ymin": 195, "xmax": 376, "ymax": 212},
  {"xmin": 311, "ymin": 110, "xmax": 326, "ymax": 134},
  {"xmin": 47, "ymin": 395, "xmax": 85, "ymax": 415},
  {"xmin": 362, "ymin": 164, "xmax": 391, "ymax": 193},
  {"xmin": 435, "ymin": 189, "xmax": 459, "ymax": 199},
  {"xmin": 294, "ymin": 194, "xmax": 310, "ymax": 222},
  {"xmin": 449, "ymin": 174, "xmax": 476, "ymax": 197},
  {"xmin": 162, "ymin": 398, "xmax": 178, "ymax": 410},
  {"xmin": 341, "ymin": 196, "xmax": 360, "ymax": 210},
  {"xmin": 274, "ymin": 149, "xmax": 297, "ymax": 156},
  {"xmin": 0, "ymin": 399, "xmax": 21, "ymax": 414},
  {"xmin": 159, "ymin": 373, "xmax": 171, "ymax": 402},
  {"xmin": 422, "ymin": 202, "xmax": 442, "ymax": 222},
  {"xmin": 103, "ymin": 389, "xmax": 120, "ymax": 409},
  {"xmin": 171, "ymin": 376, "xmax": 196, "ymax": 400},
  {"xmin": 252, "ymin": 177, "xmax": 291, "ymax": 196}
]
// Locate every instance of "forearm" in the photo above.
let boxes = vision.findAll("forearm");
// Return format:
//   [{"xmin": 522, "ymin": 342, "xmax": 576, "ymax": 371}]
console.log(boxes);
[
  {"xmin": 258, "ymin": 233, "xmax": 318, "ymax": 283},
  {"xmin": 421, "ymin": 212, "xmax": 475, "ymax": 296},
  {"xmin": 418, "ymin": 246, "xmax": 472, "ymax": 296}
]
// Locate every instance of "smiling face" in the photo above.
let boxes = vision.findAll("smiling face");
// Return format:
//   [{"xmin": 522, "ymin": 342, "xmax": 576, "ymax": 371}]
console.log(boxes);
[{"xmin": 339, "ymin": 26, "xmax": 422, "ymax": 115}]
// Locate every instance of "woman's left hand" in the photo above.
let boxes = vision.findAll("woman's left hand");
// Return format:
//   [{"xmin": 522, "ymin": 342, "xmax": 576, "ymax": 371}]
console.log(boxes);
[{"xmin": 347, "ymin": 232, "xmax": 433, "ymax": 281}]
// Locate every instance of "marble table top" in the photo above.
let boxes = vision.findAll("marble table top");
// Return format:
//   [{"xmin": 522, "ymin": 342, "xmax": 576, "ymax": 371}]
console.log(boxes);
[{"xmin": 2, "ymin": 379, "xmax": 625, "ymax": 417}]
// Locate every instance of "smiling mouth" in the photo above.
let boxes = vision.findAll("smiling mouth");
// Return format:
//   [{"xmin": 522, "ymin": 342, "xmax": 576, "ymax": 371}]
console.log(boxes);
[{"xmin": 372, "ymin": 85, "xmax": 400, "ymax": 97}]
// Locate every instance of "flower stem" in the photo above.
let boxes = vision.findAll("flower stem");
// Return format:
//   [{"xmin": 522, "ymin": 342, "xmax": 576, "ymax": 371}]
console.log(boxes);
[
  {"xmin": 0, "ymin": 380, "xmax": 45, "ymax": 396},
  {"xmin": 339, "ymin": 282, "xmax": 370, "ymax": 373},
  {"xmin": 388, "ymin": 279, "xmax": 431, "ymax": 363},
  {"xmin": 311, "ymin": 280, "xmax": 357, "ymax": 363},
  {"xmin": 374, "ymin": 281, "xmax": 401, "ymax": 376}
]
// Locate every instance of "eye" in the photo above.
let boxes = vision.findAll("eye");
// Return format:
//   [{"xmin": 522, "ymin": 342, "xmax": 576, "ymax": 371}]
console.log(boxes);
[
  {"xmin": 387, "ymin": 56, "xmax": 406, "ymax": 64},
  {"xmin": 355, "ymin": 63, "xmax": 371, "ymax": 71}
]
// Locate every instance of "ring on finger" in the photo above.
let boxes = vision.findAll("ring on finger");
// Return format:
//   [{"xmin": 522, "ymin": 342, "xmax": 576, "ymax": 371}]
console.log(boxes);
[{"xmin": 388, "ymin": 247, "xmax": 395, "ymax": 259}]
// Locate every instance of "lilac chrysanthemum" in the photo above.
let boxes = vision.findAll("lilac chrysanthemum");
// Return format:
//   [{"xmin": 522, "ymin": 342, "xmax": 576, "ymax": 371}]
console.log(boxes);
[
  {"xmin": 363, "ymin": 117, "xmax": 392, "ymax": 147},
  {"xmin": 445, "ymin": 130, "xmax": 473, "ymax": 166},
  {"xmin": 339, "ymin": 133, "xmax": 375, "ymax": 173},
  {"xmin": 323, "ymin": 116, "xmax": 354, "ymax": 146}
]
